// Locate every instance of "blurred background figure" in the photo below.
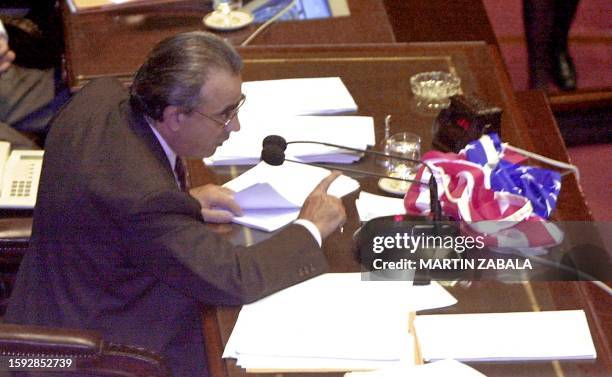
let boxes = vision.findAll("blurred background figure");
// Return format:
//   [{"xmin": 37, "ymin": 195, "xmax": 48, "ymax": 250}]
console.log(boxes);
[
  {"xmin": 523, "ymin": 0, "xmax": 581, "ymax": 91},
  {"xmin": 0, "ymin": 0, "xmax": 68, "ymax": 147}
]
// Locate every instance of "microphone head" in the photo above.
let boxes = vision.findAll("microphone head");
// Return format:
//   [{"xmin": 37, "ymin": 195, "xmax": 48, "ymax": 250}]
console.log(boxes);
[
  {"xmin": 262, "ymin": 135, "xmax": 287, "ymax": 151},
  {"xmin": 261, "ymin": 145, "xmax": 286, "ymax": 166}
]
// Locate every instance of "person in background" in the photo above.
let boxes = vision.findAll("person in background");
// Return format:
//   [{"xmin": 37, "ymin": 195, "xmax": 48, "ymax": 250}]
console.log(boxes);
[
  {"xmin": 0, "ymin": 9, "xmax": 68, "ymax": 147},
  {"xmin": 523, "ymin": 0, "xmax": 581, "ymax": 91},
  {"xmin": 0, "ymin": 18, "xmax": 38, "ymax": 148},
  {"xmin": 4, "ymin": 31, "xmax": 346, "ymax": 377}
]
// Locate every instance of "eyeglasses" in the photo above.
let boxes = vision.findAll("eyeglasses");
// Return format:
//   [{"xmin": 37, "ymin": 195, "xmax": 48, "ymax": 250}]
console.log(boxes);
[{"xmin": 192, "ymin": 94, "xmax": 246, "ymax": 129}]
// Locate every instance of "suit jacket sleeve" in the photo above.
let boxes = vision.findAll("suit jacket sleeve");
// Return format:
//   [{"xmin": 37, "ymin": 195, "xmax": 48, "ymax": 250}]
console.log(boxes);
[{"xmin": 122, "ymin": 188, "xmax": 329, "ymax": 305}]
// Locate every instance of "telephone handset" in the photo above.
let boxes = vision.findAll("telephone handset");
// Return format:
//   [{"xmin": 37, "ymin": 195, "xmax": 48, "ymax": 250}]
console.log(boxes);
[{"xmin": 0, "ymin": 141, "xmax": 44, "ymax": 209}]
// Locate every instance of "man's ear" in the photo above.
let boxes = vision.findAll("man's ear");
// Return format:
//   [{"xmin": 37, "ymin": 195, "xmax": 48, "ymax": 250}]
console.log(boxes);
[{"xmin": 161, "ymin": 106, "xmax": 183, "ymax": 132}]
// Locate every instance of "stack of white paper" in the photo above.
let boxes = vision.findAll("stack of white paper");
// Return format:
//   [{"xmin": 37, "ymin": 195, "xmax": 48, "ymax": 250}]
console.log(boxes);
[
  {"xmin": 240, "ymin": 77, "xmax": 358, "ymax": 116},
  {"xmin": 224, "ymin": 273, "xmax": 458, "ymax": 372},
  {"xmin": 207, "ymin": 115, "xmax": 374, "ymax": 165},
  {"xmin": 225, "ymin": 161, "xmax": 360, "ymax": 232},
  {"xmin": 356, "ymin": 191, "xmax": 407, "ymax": 222},
  {"xmin": 415, "ymin": 310, "xmax": 597, "ymax": 362},
  {"xmin": 206, "ymin": 77, "xmax": 371, "ymax": 166},
  {"xmin": 345, "ymin": 359, "xmax": 488, "ymax": 377}
]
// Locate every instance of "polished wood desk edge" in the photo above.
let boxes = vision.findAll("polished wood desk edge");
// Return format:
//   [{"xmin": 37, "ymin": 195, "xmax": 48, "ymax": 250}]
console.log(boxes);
[
  {"xmin": 515, "ymin": 92, "xmax": 612, "ymax": 369},
  {"xmin": 548, "ymin": 87, "xmax": 612, "ymax": 112},
  {"xmin": 515, "ymin": 90, "xmax": 593, "ymax": 221},
  {"xmin": 576, "ymin": 282, "xmax": 612, "ymax": 367},
  {"xmin": 61, "ymin": 41, "xmax": 491, "ymax": 92},
  {"xmin": 511, "ymin": 91, "xmax": 611, "ymax": 370}
]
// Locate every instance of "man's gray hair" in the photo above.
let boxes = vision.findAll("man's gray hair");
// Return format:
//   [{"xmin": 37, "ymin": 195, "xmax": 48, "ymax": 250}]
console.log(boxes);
[{"xmin": 130, "ymin": 31, "xmax": 243, "ymax": 121}]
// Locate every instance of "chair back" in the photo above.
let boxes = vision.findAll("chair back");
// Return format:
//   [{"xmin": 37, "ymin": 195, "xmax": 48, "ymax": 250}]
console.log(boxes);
[{"xmin": 0, "ymin": 323, "xmax": 171, "ymax": 377}]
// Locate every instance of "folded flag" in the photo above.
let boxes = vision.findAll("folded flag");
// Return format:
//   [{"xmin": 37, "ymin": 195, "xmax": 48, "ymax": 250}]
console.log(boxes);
[
  {"xmin": 459, "ymin": 133, "xmax": 561, "ymax": 218},
  {"xmin": 404, "ymin": 133, "xmax": 563, "ymax": 249}
]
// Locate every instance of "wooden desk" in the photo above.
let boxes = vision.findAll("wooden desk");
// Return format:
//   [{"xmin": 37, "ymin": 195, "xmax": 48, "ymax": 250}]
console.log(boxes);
[
  {"xmin": 59, "ymin": 0, "xmax": 502, "ymax": 91},
  {"xmin": 60, "ymin": 0, "xmax": 395, "ymax": 90},
  {"xmin": 182, "ymin": 44, "xmax": 611, "ymax": 377}
]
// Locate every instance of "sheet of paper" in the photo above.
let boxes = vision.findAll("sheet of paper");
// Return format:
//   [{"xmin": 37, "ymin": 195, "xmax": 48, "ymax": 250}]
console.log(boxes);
[
  {"xmin": 415, "ymin": 310, "xmax": 597, "ymax": 362},
  {"xmin": 224, "ymin": 273, "xmax": 457, "ymax": 367},
  {"xmin": 241, "ymin": 77, "xmax": 358, "ymax": 116},
  {"xmin": 233, "ymin": 183, "xmax": 298, "ymax": 209},
  {"xmin": 239, "ymin": 353, "xmax": 413, "ymax": 371},
  {"xmin": 226, "ymin": 161, "xmax": 359, "ymax": 205},
  {"xmin": 356, "ymin": 191, "xmax": 406, "ymax": 221},
  {"xmin": 207, "ymin": 115, "xmax": 374, "ymax": 165},
  {"xmin": 345, "ymin": 359, "xmax": 488, "ymax": 377},
  {"xmin": 225, "ymin": 161, "xmax": 359, "ymax": 231},
  {"xmin": 232, "ymin": 208, "xmax": 300, "ymax": 233}
]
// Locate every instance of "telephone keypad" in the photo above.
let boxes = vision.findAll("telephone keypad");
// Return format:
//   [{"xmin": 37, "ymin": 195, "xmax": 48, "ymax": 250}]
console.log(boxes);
[{"xmin": 10, "ymin": 180, "xmax": 32, "ymax": 197}]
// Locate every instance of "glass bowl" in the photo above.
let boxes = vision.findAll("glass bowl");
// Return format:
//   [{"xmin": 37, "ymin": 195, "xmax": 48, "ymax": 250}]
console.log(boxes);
[{"xmin": 410, "ymin": 71, "xmax": 461, "ymax": 108}]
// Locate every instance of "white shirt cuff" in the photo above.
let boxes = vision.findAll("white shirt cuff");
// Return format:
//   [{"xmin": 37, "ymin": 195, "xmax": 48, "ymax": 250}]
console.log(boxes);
[
  {"xmin": 293, "ymin": 219, "xmax": 322, "ymax": 247},
  {"xmin": 0, "ymin": 21, "xmax": 7, "ymax": 41}
]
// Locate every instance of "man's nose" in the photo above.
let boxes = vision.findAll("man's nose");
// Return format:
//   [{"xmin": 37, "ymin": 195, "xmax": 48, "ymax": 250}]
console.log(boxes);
[{"xmin": 227, "ymin": 115, "xmax": 240, "ymax": 132}]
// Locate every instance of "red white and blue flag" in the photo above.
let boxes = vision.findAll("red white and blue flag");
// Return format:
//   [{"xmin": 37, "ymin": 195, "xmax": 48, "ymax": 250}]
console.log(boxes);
[{"xmin": 404, "ymin": 133, "xmax": 564, "ymax": 249}]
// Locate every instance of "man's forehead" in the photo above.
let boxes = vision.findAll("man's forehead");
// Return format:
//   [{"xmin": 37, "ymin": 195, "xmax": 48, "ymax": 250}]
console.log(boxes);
[{"xmin": 198, "ymin": 70, "xmax": 242, "ymax": 108}]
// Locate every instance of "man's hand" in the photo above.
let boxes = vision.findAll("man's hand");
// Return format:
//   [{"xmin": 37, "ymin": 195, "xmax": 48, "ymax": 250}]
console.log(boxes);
[
  {"xmin": 0, "ymin": 38, "xmax": 15, "ymax": 74},
  {"xmin": 189, "ymin": 184, "xmax": 243, "ymax": 223},
  {"xmin": 299, "ymin": 171, "xmax": 347, "ymax": 239}
]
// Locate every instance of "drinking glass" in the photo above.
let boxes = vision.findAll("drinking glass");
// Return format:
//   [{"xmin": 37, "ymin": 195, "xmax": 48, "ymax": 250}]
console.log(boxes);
[
  {"xmin": 384, "ymin": 132, "xmax": 421, "ymax": 178},
  {"xmin": 213, "ymin": 0, "xmax": 243, "ymax": 13},
  {"xmin": 212, "ymin": 0, "xmax": 243, "ymax": 26}
]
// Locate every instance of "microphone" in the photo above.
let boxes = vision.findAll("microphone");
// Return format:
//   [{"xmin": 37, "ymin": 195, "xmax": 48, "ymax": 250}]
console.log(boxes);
[
  {"xmin": 262, "ymin": 135, "xmax": 287, "ymax": 152},
  {"xmin": 261, "ymin": 144, "xmax": 426, "ymax": 185},
  {"xmin": 260, "ymin": 135, "xmax": 443, "ymax": 221}
]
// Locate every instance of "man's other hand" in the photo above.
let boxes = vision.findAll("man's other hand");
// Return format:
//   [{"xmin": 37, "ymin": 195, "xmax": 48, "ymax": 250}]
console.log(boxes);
[
  {"xmin": 189, "ymin": 184, "xmax": 243, "ymax": 223},
  {"xmin": 0, "ymin": 38, "xmax": 15, "ymax": 74},
  {"xmin": 299, "ymin": 171, "xmax": 347, "ymax": 239}
]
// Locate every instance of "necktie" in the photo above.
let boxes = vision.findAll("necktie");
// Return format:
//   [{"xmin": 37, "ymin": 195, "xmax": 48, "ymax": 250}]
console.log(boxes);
[{"xmin": 174, "ymin": 157, "xmax": 187, "ymax": 191}]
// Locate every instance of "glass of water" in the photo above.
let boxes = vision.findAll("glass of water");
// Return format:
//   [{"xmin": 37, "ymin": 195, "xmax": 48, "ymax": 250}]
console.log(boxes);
[{"xmin": 384, "ymin": 132, "xmax": 421, "ymax": 178}]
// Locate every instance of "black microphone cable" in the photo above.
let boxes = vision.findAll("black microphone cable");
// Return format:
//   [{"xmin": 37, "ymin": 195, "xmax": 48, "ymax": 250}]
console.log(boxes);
[{"xmin": 263, "ymin": 135, "xmax": 444, "ymax": 220}]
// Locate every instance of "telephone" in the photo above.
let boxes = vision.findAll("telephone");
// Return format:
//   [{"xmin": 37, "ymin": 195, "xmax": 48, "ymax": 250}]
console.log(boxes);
[{"xmin": 0, "ymin": 141, "xmax": 44, "ymax": 209}]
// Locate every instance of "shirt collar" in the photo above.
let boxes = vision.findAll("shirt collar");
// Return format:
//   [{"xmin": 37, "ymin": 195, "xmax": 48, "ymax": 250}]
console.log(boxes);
[{"xmin": 146, "ymin": 117, "xmax": 177, "ymax": 171}]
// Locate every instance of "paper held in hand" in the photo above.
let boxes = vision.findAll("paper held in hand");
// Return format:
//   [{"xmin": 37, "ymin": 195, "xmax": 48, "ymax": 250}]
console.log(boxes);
[{"xmin": 224, "ymin": 161, "xmax": 360, "ymax": 232}]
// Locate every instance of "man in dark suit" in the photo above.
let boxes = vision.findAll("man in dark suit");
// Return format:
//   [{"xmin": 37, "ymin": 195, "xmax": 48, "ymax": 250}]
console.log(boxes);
[{"xmin": 5, "ymin": 32, "xmax": 346, "ymax": 377}]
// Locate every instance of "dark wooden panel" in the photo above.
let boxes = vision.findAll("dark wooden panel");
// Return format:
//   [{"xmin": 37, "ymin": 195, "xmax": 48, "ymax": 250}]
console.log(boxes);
[
  {"xmin": 60, "ymin": 0, "xmax": 394, "ymax": 90},
  {"xmin": 382, "ymin": 0, "xmax": 498, "ymax": 45}
]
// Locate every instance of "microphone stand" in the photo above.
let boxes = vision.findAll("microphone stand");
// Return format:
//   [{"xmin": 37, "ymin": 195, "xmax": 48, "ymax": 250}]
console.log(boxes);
[
  {"xmin": 286, "ymin": 140, "xmax": 435, "ymax": 173},
  {"xmin": 282, "ymin": 158, "xmax": 427, "ymax": 185},
  {"xmin": 286, "ymin": 140, "xmax": 442, "ymax": 221}
]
